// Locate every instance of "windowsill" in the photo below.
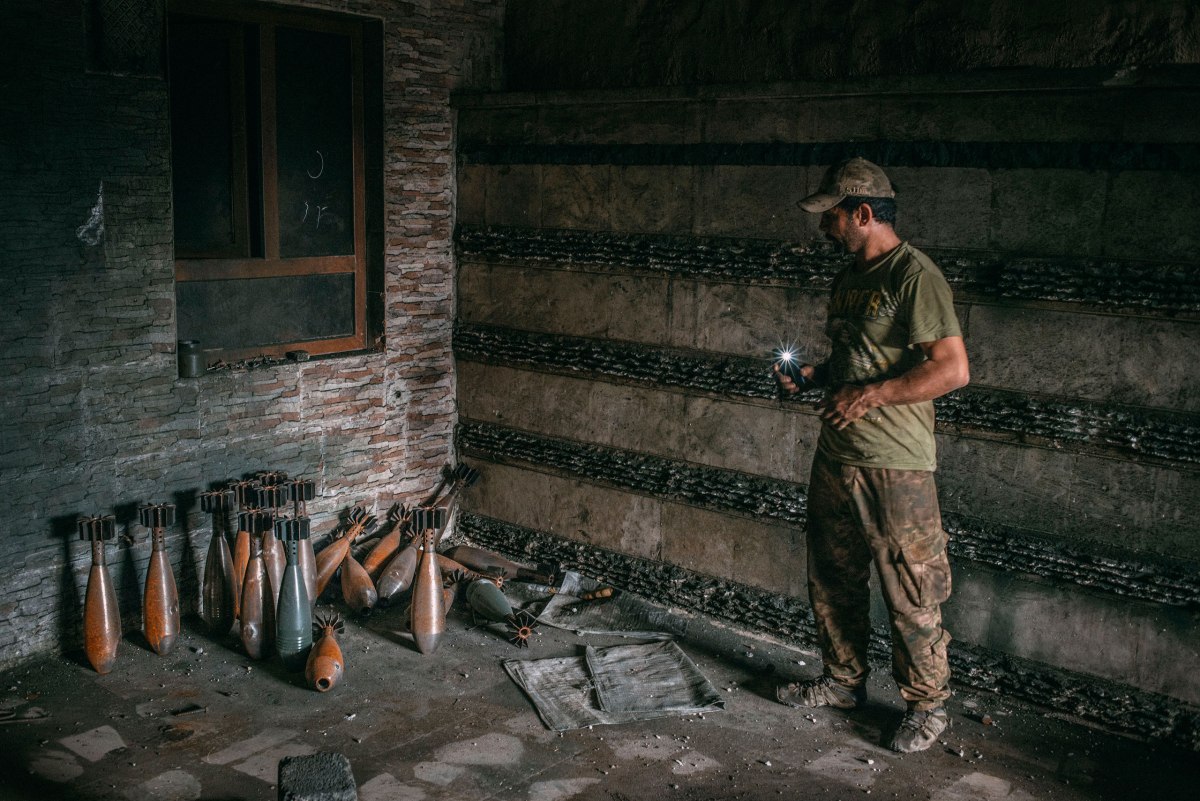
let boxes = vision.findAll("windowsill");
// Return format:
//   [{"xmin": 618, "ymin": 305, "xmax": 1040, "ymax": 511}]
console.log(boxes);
[{"xmin": 178, "ymin": 344, "xmax": 383, "ymax": 378}]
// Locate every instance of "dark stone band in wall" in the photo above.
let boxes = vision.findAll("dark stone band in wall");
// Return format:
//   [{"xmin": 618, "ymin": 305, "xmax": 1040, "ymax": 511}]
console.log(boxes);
[
  {"xmin": 457, "ymin": 226, "xmax": 1200, "ymax": 315},
  {"xmin": 457, "ymin": 322, "xmax": 794, "ymax": 401},
  {"xmin": 457, "ymin": 420, "xmax": 1200, "ymax": 608},
  {"xmin": 454, "ymin": 323, "xmax": 1200, "ymax": 469},
  {"xmin": 459, "ymin": 140, "xmax": 1200, "ymax": 172},
  {"xmin": 937, "ymin": 511, "xmax": 1200, "ymax": 608},
  {"xmin": 936, "ymin": 388, "xmax": 1200, "ymax": 467},
  {"xmin": 457, "ymin": 511, "xmax": 1200, "ymax": 751},
  {"xmin": 459, "ymin": 419, "xmax": 808, "ymax": 522},
  {"xmin": 944, "ymin": 251, "xmax": 1200, "ymax": 313},
  {"xmin": 458, "ymin": 224, "xmax": 852, "ymax": 286}
]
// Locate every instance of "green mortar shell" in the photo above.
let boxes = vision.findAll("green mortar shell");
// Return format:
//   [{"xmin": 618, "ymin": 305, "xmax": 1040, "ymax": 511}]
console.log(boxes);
[
  {"xmin": 277, "ymin": 517, "xmax": 311, "ymax": 541},
  {"xmin": 465, "ymin": 578, "xmax": 513, "ymax": 623},
  {"xmin": 276, "ymin": 537, "xmax": 313, "ymax": 670}
]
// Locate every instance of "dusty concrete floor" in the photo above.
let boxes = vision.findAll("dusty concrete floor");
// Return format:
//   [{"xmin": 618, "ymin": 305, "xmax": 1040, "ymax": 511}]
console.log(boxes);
[{"xmin": 0, "ymin": 600, "xmax": 1196, "ymax": 801}]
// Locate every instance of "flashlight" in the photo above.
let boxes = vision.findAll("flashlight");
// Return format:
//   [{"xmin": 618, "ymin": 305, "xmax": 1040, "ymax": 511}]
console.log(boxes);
[{"xmin": 773, "ymin": 348, "xmax": 806, "ymax": 384}]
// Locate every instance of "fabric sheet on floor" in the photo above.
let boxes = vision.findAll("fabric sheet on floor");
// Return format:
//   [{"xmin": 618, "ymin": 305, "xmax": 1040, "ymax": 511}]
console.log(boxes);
[{"xmin": 504, "ymin": 640, "xmax": 724, "ymax": 731}]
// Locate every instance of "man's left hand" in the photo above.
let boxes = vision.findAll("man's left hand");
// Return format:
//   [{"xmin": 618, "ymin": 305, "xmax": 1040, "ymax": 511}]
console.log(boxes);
[{"xmin": 818, "ymin": 385, "xmax": 876, "ymax": 430}]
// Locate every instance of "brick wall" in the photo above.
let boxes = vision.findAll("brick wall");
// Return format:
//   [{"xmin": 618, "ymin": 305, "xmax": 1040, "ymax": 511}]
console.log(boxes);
[{"xmin": 0, "ymin": 0, "xmax": 505, "ymax": 666}]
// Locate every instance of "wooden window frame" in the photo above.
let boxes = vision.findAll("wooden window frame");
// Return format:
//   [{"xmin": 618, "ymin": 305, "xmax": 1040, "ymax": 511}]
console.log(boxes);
[{"xmin": 169, "ymin": 1, "xmax": 373, "ymax": 364}]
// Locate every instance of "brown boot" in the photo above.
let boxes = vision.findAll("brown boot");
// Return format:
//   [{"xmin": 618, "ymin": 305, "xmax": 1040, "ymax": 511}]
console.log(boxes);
[
  {"xmin": 888, "ymin": 707, "xmax": 949, "ymax": 753},
  {"xmin": 775, "ymin": 675, "xmax": 866, "ymax": 709}
]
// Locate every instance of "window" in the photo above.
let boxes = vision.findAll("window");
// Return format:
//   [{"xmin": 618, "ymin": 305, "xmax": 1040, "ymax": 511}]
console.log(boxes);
[{"xmin": 168, "ymin": 1, "xmax": 382, "ymax": 364}]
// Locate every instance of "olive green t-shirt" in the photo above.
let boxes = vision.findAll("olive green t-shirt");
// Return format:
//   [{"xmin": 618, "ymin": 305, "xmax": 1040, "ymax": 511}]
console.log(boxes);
[{"xmin": 816, "ymin": 242, "xmax": 961, "ymax": 471}]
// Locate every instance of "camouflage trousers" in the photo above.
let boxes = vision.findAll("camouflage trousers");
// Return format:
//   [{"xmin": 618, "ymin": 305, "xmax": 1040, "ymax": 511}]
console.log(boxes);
[{"xmin": 806, "ymin": 451, "xmax": 952, "ymax": 711}]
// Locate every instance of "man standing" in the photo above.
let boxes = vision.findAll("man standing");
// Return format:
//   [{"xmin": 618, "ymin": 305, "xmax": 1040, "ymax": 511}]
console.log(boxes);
[{"xmin": 774, "ymin": 157, "xmax": 969, "ymax": 753}]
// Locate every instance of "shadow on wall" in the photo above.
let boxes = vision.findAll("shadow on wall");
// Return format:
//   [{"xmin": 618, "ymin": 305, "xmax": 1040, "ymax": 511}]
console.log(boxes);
[
  {"xmin": 51, "ymin": 514, "xmax": 84, "ymax": 667},
  {"xmin": 114, "ymin": 501, "xmax": 143, "ymax": 644},
  {"xmin": 173, "ymin": 488, "xmax": 200, "ymax": 617}
]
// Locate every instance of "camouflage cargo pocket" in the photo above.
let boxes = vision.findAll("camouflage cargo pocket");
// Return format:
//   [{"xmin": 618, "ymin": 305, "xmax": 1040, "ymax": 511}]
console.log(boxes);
[{"xmin": 895, "ymin": 531, "xmax": 950, "ymax": 609}]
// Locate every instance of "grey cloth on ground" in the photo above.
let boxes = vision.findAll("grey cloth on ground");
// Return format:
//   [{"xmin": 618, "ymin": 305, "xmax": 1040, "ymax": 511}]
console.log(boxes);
[
  {"xmin": 535, "ymin": 570, "xmax": 686, "ymax": 640},
  {"xmin": 504, "ymin": 641, "xmax": 725, "ymax": 732},
  {"xmin": 586, "ymin": 641, "xmax": 724, "ymax": 715}
]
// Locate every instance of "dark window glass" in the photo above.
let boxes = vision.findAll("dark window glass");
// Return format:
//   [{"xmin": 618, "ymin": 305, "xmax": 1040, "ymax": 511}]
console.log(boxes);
[
  {"xmin": 169, "ymin": 24, "xmax": 247, "ymax": 257},
  {"xmin": 177, "ymin": 274, "xmax": 355, "ymax": 350},
  {"xmin": 275, "ymin": 27, "xmax": 355, "ymax": 258}
]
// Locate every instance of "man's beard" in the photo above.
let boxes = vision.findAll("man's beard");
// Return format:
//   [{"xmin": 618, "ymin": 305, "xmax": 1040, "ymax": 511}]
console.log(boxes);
[{"xmin": 825, "ymin": 232, "xmax": 851, "ymax": 254}]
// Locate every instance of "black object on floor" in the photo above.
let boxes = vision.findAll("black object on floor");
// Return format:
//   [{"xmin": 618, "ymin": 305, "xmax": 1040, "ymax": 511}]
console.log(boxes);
[{"xmin": 278, "ymin": 752, "xmax": 357, "ymax": 801}]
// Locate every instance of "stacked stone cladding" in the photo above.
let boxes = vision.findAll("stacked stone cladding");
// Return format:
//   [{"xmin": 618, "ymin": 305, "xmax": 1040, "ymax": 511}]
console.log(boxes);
[{"xmin": 0, "ymin": 0, "xmax": 504, "ymax": 667}]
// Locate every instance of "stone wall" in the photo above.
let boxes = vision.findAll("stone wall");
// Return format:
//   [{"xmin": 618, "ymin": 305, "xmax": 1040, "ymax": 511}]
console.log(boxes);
[
  {"xmin": 0, "ymin": 0, "xmax": 505, "ymax": 666},
  {"xmin": 504, "ymin": 0, "xmax": 1200, "ymax": 89},
  {"xmin": 453, "ymin": 2, "xmax": 1200, "ymax": 743}
]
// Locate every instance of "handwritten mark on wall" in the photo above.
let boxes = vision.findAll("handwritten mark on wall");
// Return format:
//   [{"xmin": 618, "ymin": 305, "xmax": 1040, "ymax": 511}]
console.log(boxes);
[
  {"xmin": 307, "ymin": 150, "xmax": 325, "ymax": 179},
  {"xmin": 301, "ymin": 201, "xmax": 331, "ymax": 229},
  {"xmin": 77, "ymin": 181, "xmax": 105, "ymax": 246}
]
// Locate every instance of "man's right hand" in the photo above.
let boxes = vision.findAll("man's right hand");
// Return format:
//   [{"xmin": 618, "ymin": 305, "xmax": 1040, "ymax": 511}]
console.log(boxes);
[{"xmin": 773, "ymin": 362, "xmax": 815, "ymax": 394}]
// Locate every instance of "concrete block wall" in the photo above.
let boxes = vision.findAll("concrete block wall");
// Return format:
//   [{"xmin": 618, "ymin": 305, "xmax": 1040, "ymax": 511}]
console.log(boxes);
[
  {"xmin": 502, "ymin": 0, "xmax": 1200, "ymax": 90},
  {"xmin": 0, "ymin": 0, "xmax": 505, "ymax": 667},
  {"xmin": 452, "ymin": 10, "xmax": 1200, "ymax": 743}
]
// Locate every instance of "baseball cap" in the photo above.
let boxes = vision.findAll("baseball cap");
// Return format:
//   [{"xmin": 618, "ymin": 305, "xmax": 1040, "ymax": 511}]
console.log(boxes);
[{"xmin": 797, "ymin": 157, "xmax": 895, "ymax": 212}]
